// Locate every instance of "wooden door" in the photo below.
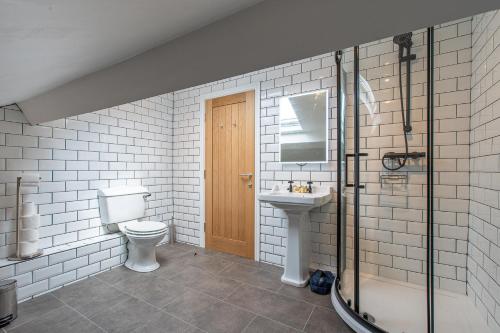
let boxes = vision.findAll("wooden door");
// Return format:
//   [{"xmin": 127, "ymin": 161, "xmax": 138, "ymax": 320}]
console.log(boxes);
[{"xmin": 205, "ymin": 91, "xmax": 255, "ymax": 259}]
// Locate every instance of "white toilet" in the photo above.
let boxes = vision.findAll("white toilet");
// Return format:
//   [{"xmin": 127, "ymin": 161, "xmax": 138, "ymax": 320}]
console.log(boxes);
[{"xmin": 98, "ymin": 186, "xmax": 168, "ymax": 272}]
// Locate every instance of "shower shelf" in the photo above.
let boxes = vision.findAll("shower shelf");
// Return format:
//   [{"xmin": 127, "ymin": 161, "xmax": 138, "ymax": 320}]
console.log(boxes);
[
  {"xmin": 382, "ymin": 151, "xmax": 426, "ymax": 160},
  {"xmin": 380, "ymin": 173, "xmax": 407, "ymax": 185}
]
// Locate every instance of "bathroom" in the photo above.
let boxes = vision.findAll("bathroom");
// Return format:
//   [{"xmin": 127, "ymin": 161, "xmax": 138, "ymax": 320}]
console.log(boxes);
[{"xmin": 0, "ymin": 1, "xmax": 499, "ymax": 332}]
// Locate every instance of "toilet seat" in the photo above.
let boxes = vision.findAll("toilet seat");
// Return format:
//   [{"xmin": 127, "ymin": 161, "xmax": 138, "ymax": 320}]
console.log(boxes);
[
  {"xmin": 118, "ymin": 220, "xmax": 167, "ymax": 236},
  {"xmin": 126, "ymin": 221, "xmax": 167, "ymax": 234}
]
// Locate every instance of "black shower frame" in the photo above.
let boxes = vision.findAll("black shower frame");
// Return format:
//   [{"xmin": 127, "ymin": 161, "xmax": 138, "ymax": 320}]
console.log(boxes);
[{"xmin": 334, "ymin": 28, "xmax": 435, "ymax": 333}]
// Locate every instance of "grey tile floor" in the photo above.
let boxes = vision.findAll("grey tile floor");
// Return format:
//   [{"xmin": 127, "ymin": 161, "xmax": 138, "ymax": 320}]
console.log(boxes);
[{"xmin": 4, "ymin": 243, "xmax": 352, "ymax": 333}]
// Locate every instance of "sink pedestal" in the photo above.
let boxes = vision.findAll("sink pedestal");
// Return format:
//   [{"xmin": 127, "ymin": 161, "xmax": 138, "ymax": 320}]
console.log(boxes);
[
  {"xmin": 258, "ymin": 186, "xmax": 332, "ymax": 288},
  {"xmin": 281, "ymin": 209, "xmax": 311, "ymax": 287}
]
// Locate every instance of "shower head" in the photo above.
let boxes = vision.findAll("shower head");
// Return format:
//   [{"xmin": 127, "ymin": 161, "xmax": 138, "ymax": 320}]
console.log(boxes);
[
  {"xmin": 393, "ymin": 32, "xmax": 413, "ymax": 48},
  {"xmin": 394, "ymin": 33, "xmax": 414, "ymax": 61}
]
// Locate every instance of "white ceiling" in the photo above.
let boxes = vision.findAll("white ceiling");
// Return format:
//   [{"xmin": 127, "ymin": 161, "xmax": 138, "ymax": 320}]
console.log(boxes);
[{"xmin": 0, "ymin": 0, "xmax": 262, "ymax": 106}]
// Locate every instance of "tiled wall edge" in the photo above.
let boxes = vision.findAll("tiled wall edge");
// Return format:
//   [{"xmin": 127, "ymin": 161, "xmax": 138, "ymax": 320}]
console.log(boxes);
[
  {"xmin": 467, "ymin": 9, "xmax": 500, "ymax": 332},
  {"xmin": 0, "ymin": 234, "xmax": 128, "ymax": 301}
]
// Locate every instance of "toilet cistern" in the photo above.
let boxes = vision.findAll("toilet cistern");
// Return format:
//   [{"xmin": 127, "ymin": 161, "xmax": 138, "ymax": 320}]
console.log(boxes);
[{"xmin": 258, "ymin": 185, "xmax": 332, "ymax": 287}]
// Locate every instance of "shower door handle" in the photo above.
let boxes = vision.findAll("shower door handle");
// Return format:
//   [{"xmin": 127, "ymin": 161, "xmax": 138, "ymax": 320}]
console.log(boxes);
[
  {"xmin": 345, "ymin": 153, "xmax": 368, "ymax": 189},
  {"xmin": 345, "ymin": 154, "xmax": 355, "ymax": 188}
]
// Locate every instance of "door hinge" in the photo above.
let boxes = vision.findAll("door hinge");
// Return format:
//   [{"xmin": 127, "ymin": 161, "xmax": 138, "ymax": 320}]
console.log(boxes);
[
  {"xmin": 204, "ymin": 170, "xmax": 206, "ymax": 179},
  {"xmin": 204, "ymin": 224, "xmax": 206, "ymax": 232}
]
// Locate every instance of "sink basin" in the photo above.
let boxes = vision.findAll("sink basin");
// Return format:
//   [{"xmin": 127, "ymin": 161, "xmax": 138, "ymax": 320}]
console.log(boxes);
[
  {"xmin": 258, "ymin": 185, "xmax": 332, "ymax": 287},
  {"xmin": 258, "ymin": 187, "xmax": 332, "ymax": 208}
]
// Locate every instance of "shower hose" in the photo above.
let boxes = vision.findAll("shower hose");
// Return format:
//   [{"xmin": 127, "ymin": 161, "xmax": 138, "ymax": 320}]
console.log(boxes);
[{"xmin": 382, "ymin": 59, "xmax": 410, "ymax": 171}]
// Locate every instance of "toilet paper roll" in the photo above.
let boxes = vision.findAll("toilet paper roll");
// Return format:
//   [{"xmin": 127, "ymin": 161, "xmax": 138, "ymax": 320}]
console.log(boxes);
[
  {"xmin": 21, "ymin": 202, "xmax": 36, "ymax": 217},
  {"xmin": 19, "ymin": 241, "xmax": 38, "ymax": 257},
  {"xmin": 21, "ymin": 214, "xmax": 40, "ymax": 229},
  {"xmin": 19, "ymin": 228, "xmax": 39, "ymax": 242}
]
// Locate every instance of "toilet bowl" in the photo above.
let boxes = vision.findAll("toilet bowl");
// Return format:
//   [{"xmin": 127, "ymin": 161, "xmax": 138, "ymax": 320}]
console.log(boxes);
[
  {"xmin": 97, "ymin": 186, "xmax": 169, "ymax": 273},
  {"xmin": 119, "ymin": 221, "xmax": 168, "ymax": 272}
]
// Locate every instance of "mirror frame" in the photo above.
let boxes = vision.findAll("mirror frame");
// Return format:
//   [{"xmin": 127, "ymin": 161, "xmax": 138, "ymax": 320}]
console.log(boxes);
[{"xmin": 278, "ymin": 89, "xmax": 329, "ymax": 164}]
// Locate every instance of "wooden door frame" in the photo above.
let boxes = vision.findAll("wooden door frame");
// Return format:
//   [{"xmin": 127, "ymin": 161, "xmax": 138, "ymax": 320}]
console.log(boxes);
[{"xmin": 199, "ymin": 84, "xmax": 260, "ymax": 261}]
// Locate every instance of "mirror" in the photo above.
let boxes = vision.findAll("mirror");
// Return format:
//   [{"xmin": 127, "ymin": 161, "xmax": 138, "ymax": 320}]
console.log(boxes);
[{"xmin": 279, "ymin": 90, "xmax": 328, "ymax": 163}]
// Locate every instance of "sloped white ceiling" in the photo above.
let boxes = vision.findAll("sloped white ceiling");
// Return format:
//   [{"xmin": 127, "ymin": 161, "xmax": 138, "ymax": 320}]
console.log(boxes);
[{"xmin": 0, "ymin": 0, "xmax": 262, "ymax": 106}]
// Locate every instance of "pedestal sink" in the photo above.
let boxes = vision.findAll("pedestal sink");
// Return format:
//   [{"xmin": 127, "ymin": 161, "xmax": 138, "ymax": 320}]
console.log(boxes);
[{"xmin": 258, "ymin": 186, "xmax": 332, "ymax": 287}]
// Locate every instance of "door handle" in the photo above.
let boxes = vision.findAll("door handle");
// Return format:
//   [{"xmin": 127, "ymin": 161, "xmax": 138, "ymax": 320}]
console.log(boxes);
[
  {"xmin": 240, "ymin": 173, "xmax": 253, "ymax": 188},
  {"xmin": 345, "ymin": 153, "xmax": 367, "ymax": 189}
]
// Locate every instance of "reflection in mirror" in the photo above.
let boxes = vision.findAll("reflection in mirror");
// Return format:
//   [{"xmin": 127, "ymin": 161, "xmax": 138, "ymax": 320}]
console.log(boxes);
[{"xmin": 279, "ymin": 90, "xmax": 328, "ymax": 163}]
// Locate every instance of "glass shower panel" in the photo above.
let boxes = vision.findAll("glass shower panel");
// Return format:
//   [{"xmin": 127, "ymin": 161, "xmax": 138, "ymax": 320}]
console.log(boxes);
[
  {"xmin": 357, "ymin": 29, "xmax": 429, "ymax": 332},
  {"xmin": 338, "ymin": 46, "xmax": 356, "ymax": 311}
]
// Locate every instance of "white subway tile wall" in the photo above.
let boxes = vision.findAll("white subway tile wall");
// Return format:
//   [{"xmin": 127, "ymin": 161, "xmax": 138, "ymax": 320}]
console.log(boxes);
[
  {"xmin": 0, "ymin": 94, "xmax": 174, "ymax": 258},
  {"xmin": 171, "ymin": 19, "xmax": 473, "ymax": 293},
  {"xmin": 467, "ymin": 10, "xmax": 500, "ymax": 331}
]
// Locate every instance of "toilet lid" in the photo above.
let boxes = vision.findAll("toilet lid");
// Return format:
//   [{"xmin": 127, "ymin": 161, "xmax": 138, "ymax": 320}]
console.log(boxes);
[{"xmin": 124, "ymin": 221, "xmax": 167, "ymax": 234}]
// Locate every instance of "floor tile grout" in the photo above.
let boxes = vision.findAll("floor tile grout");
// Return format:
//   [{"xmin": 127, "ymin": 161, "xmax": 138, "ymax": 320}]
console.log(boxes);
[
  {"xmin": 164, "ymin": 244, "xmax": 285, "ymax": 278},
  {"xmin": 170, "ymin": 278, "xmax": 308, "ymax": 332},
  {"xmin": 240, "ymin": 315, "xmax": 257, "ymax": 333},
  {"xmin": 84, "ymin": 247, "xmax": 319, "ymax": 332},
  {"xmin": 302, "ymin": 305, "xmax": 316, "ymax": 332},
  {"xmin": 50, "ymin": 288, "xmax": 109, "ymax": 333},
  {"xmin": 98, "ymin": 274, "xmax": 210, "ymax": 333},
  {"xmin": 12, "ymin": 244, "xmax": 339, "ymax": 333},
  {"xmin": 133, "ymin": 267, "xmax": 307, "ymax": 332},
  {"xmin": 4, "ymin": 296, "xmax": 64, "ymax": 332},
  {"xmin": 221, "ymin": 280, "xmax": 245, "ymax": 301},
  {"xmin": 158, "ymin": 246, "xmax": 330, "ymax": 318},
  {"xmin": 98, "ymin": 257, "xmax": 304, "ymax": 332},
  {"xmin": 213, "ymin": 270, "xmax": 327, "ymax": 309},
  {"xmin": 160, "ymin": 248, "xmax": 324, "ymax": 331}
]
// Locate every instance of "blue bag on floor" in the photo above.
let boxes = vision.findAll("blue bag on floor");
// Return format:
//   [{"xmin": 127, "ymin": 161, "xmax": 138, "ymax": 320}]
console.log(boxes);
[{"xmin": 310, "ymin": 270, "xmax": 335, "ymax": 295}]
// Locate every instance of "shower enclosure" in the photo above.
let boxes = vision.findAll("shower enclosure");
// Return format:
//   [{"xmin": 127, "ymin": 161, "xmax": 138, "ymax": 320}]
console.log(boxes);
[{"xmin": 332, "ymin": 21, "xmax": 493, "ymax": 333}]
